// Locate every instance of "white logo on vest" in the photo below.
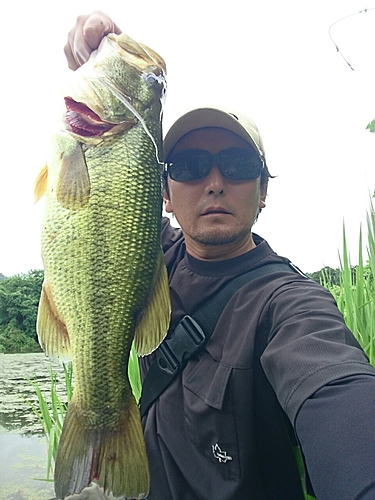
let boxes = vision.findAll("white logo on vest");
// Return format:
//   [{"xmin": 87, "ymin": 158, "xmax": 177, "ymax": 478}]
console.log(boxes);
[{"xmin": 212, "ymin": 443, "xmax": 233, "ymax": 463}]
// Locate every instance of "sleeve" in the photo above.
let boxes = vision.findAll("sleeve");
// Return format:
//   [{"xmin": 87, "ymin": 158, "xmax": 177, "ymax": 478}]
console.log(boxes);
[
  {"xmin": 260, "ymin": 278, "xmax": 375, "ymax": 423},
  {"xmin": 295, "ymin": 374, "xmax": 375, "ymax": 500}
]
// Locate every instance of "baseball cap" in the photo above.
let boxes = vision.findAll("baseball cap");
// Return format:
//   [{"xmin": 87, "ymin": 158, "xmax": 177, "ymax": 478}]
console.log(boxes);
[{"xmin": 163, "ymin": 106, "xmax": 266, "ymax": 162}]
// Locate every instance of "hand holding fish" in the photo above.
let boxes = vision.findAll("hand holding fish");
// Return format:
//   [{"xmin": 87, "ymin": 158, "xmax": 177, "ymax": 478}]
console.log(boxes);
[{"xmin": 64, "ymin": 10, "xmax": 121, "ymax": 70}]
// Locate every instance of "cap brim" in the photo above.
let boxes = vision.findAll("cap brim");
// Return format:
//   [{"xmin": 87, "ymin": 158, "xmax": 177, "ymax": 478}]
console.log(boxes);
[{"xmin": 163, "ymin": 107, "xmax": 265, "ymax": 161}]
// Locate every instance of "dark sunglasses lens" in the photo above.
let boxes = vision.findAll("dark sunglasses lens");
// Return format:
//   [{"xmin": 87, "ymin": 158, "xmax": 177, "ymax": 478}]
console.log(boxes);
[
  {"xmin": 218, "ymin": 148, "xmax": 262, "ymax": 180},
  {"xmin": 166, "ymin": 148, "xmax": 263, "ymax": 181},
  {"xmin": 167, "ymin": 150, "xmax": 211, "ymax": 181}
]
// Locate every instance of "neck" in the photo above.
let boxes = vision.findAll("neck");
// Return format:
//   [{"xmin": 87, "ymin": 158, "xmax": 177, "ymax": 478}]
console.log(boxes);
[{"xmin": 185, "ymin": 233, "xmax": 256, "ymax": 261}]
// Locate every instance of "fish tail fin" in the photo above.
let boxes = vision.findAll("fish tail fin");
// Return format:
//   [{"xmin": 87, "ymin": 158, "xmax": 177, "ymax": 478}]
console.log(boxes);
[{"xmin": 54, "ymin": 395, "xmax": 149, "ymax": 499}]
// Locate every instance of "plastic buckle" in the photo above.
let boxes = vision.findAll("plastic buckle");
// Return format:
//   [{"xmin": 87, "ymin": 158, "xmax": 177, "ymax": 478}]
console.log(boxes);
[{"xmin": 156, "ymin": 315, "xmax": 206, "ymax": 375}]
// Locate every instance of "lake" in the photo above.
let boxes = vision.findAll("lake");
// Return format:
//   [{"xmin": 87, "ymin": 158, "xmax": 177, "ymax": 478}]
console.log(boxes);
[{"xmin": 0, "ymin": 353, "xmax": 67, "ymax": 500}]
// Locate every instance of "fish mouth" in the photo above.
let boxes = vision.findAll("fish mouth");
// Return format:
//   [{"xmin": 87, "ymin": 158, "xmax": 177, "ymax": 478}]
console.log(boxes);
[{"xmin": 65, "ymin": 97, "xmax": 116, "ymax": 137}]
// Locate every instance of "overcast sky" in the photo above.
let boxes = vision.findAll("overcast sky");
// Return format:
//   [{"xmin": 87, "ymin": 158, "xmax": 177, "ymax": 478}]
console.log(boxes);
[{"xmin": 1, "ymin": 0, "xmax": 375, "ymax": 276}]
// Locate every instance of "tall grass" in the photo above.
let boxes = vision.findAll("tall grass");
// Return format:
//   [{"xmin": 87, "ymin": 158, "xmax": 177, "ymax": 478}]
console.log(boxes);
[
  {"xmin": 27, "ymin": 362, "xmax": 73, "ymax": 479},
  {"xmin": 322, "ymin": 195, "xmax": 375, "ymax": 365}
]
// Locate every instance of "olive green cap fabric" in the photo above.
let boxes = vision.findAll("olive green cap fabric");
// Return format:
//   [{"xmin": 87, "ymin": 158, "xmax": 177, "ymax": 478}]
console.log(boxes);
[{"xmin": 163, "ymin": 106, "xmax": 266, "ymax": 161}]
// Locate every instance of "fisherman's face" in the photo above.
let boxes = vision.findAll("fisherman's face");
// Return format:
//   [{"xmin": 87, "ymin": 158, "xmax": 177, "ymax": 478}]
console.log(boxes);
[{"xmin": 164, "ymin": 127, "xmax": 267, "ymax": 261}]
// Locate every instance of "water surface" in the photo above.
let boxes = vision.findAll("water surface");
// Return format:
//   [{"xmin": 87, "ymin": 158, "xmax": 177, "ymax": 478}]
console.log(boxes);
[{"xmin": 0, "ymin": 353, "xmax": 68, "ymax": 499}]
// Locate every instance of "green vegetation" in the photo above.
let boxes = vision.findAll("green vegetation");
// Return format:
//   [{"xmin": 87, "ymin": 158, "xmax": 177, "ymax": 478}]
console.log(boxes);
[
  {"xmin": 313, "ymin": 195, "xmax": 375, "ymax": 364},
  {"xmin": 128, "ymin": 342, "xmax": 142, "ymax": 403},
  {"xmin": 0, "ymin": 270, "xmax": 44, "ymax": 353},
  {"xmin": 27, "ymin": 363, "xmax": 74, "ymax": 479},
  {"xmin": 307, "ymin": 266, "xmax": 341, "ymax": 286},
  {"xmin": 366, "ymin": 118, "xmax": 375, "ymax": 133}
]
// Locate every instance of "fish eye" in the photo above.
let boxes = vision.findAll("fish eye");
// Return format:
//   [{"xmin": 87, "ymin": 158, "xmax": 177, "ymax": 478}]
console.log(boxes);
[{"xmin": 145, "ymin": 73, "xmax": 158, "ymax": 86}]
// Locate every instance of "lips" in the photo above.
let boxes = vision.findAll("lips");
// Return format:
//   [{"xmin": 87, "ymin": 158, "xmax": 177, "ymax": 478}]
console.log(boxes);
[{"xmin": 202, "ymin": 207, "xmax": 231, "ymax": 216}]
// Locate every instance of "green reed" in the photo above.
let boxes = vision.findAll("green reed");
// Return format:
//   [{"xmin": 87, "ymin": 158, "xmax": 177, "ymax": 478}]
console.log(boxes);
[
  {"xmin": 128, "ymin": 341, "xmax": 142, "ymax": 403},
  {"xmin": 27, "ymin": 362, "xmax": 73, "ymax": 479},
  {"xmin": 322, "ymin": 195, "xmax": 375, "ymax": 366}
]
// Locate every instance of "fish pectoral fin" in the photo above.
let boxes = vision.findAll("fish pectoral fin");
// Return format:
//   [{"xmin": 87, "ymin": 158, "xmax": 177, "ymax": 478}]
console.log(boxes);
[
  {"xmin": 34, "ymin": 164, "xmax": 48, "ymax": 203},
  {"xmin": 54, "ymin": 394, "xmax": 150, "ymax": 499},
  {"xmin": 135, "ymin": 251, "xmax": 171, "ymax": 356},
  {"xmin": 57, "ymin": 142, "xmax": 90, "ymax": 209},
  {"xmin": 37, "ymin": 281, "xmax": 71, "ymax": 360}
]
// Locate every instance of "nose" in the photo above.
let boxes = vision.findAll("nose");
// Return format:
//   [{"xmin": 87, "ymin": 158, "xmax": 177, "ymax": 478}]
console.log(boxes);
[{"xmin": 204, "ymin": 164, "xmax": 226, "ymax": 195}]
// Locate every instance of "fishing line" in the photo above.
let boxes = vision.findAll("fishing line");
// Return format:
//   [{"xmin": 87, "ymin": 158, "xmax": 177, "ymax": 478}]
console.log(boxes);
[
  {"xmin": 328, "ymin": 7, "xmax": 375, "ymax": 71},
  {"xmin": 98, "ymin": 76, "xmax": 165, "ymax": 166}
]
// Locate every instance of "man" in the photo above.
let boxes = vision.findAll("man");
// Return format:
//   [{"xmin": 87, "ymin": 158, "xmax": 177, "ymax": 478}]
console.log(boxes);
[{"xmin": 63, "ymin": 13, "xmax": 375, "ymax": 500}]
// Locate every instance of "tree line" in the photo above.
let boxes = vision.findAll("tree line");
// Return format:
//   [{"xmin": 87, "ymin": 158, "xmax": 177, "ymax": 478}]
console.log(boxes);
[
  {"xmin": 0, "ymin": 270, "xmax": 44, "ymax": 353},
  {"xmin": 0, "ymin": 264, "xmax": 371, "ymax": 354}
]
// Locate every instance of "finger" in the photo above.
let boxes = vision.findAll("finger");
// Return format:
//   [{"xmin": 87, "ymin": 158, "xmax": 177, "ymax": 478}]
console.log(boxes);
[
  {"xmin": 64, "ymin": 11, "xmax": 122, "ymax": 70},
  {"xmin": 64, "ymin": 36, "xmax": 92, "ymax": 70},
  {"xmin": 83, "ymin": 11, "xmax": 122, "ymax": 50},
  {"xmin": 64, "ymin": 13, "xmax": 92, "ymax": 70}
]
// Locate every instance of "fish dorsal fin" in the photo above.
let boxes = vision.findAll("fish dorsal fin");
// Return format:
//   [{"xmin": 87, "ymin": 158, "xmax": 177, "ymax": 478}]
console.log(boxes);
[
  {"xmin": 135, "ymin": 251, "xmax": 171, "ymax": 356},
  {"xmin": 37, "ymin": 281, "xmax": 71, "ymax": 360},
  {"xmin": 34, "ymin": 164, "xmax": 48, "ymax": 203},
  {"xmin": 112, "ymin": 33, "xmax": 166, "ymax": 72},
  {"xmin": 57, "ymin": 142, "xmax": 90, "ymax": 209}
]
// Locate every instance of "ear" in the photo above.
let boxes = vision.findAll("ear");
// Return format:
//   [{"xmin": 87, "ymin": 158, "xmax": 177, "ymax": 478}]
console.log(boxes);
[
  {"xmin": 259, "ymin": 179, "xmax": 268, "ymax": 209},
  {"xmin": 163, "ymin": 188, "xmax": 173, "ymax": 214}
]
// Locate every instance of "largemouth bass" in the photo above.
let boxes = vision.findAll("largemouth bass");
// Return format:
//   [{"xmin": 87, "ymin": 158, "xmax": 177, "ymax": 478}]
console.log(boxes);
[{"xmin": 34, "ymin": 32, "xmax": 170, "ymax": 499}]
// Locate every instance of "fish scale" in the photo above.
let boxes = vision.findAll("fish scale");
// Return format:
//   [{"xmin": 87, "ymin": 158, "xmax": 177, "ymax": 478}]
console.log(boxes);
[{"xmin": 34, "ymin": 32, "xmax": 170, "ymax": 499}]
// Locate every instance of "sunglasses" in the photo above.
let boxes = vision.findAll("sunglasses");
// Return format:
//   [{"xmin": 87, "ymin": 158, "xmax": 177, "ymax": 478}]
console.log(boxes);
[{"xmin": 165, "ymin": 147, "xmax": 264, "ymax": 182}]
